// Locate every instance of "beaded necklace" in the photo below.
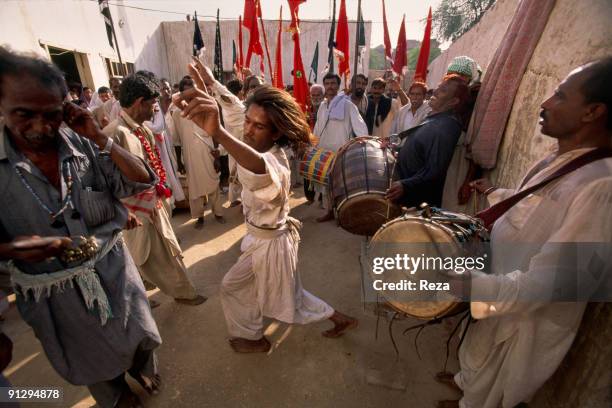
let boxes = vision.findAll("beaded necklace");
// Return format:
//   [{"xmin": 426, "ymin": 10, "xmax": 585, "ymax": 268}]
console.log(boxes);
[{"xmin": 14, "ymin": 160, "xmax": 80, "ymax": 228}]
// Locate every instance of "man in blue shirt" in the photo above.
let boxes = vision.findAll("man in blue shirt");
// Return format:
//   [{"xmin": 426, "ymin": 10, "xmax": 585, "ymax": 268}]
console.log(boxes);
[{"xmin": 386, "ymin": 75, "xmax": 469, "ymax": 208}]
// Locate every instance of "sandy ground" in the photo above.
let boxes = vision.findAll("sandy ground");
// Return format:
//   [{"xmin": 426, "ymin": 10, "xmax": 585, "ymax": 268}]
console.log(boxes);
[{"xmin": 2, "ymin": 188, "xmax": 462, "ymax": 408}]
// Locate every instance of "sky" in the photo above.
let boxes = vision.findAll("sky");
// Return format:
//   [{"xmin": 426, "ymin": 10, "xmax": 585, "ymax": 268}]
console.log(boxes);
[{"xmin": 119, "ymin": 0, "xmax": 443, "ymax": 46}]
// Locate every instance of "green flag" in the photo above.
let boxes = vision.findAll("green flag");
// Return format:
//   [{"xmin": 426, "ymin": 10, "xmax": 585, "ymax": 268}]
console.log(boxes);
[
  {"xmin": 213, "ymin": 8, "xmax": 224, "ymax": 82},
  {"xmin": 310, "ymin": 42, "xmax": 319, "ymax": 83}
]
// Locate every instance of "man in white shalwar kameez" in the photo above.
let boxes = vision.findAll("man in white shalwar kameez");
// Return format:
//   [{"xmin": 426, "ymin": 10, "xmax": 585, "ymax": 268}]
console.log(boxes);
[
  {"xmin": 436, "ymin": 59, "xmax": 612, "ymax": 408},
  {"xmin": 191, "ymin": 60, "xmax": 246, "ymax": 208},
  {"xmin": 313, "ymin": 73, "xmax": 368, "ymax": 222},
  {"xmin": 176, "ymin": 66, "xmax": 358, "ymax": 352},
  {"xmin": 103, "ymin": 72, "xmax": 206, "ymax": 306},
  {"xmin": 169, "ymin": 76, "xmax": 225, "ymax": 228}
]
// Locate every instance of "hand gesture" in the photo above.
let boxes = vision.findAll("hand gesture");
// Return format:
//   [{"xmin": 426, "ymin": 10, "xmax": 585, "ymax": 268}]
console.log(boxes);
[
  {"xmin": 2, "ymin": 235, "xmax": 72, "ymax": 263},
  {"xmin": 124, "ymin": 212, "xmax": 143, "ymax": 230},
  {"xmin": 385, "ymin": 181, "xmax": 404, "ymax": 203},
  {"xmin": 388, "ymin": 78, "xmax": 401, "ymax": 92},
  {"xmin": 191, "ymin": 56, "xmax": 215, "ymax": 87},
  {"xmin": 175, "ymin": 64, "xmax": 222, "ymax": 138},
  {"xmin": 63, "ymin": 102, "xmax": 101, "ymax": 140},
  {"xmin": 469, "ymin": 178, "xmax": 494, "ymax": 195}
]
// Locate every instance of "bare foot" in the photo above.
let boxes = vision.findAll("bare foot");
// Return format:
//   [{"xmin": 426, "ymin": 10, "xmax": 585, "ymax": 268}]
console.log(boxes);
[
  {"xmin": 131, "ymin": 372, "xmax": 161, "ymax": 395},
  {"xmin": 229, "ymin": 337, "xmax": 271, "ymax": 353},
  {"xmin": 316, "ymin": 211, "xmax": 334, "ymax": 223},
  {"xmin": 435, "ymin": 371, "xmax": 462, "ymax": 393},
  {"xmin": 322, "ymin": 311, "xmax": 358, "ymax": 338},
  {"xmin": 116, "ymin": 388, "xmax": 143, "ymax": 408}
]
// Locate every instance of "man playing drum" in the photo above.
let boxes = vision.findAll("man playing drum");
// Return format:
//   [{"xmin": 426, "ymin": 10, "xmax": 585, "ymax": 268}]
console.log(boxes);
[
  {"xmin": 386, "ymin": 75, "xmax": 469, "ymax": 208},
  {"xmin": 438, "ymin": 58, "xmax": 612, "ymax": 408},
  {"xmin": 313, "ymin": 73, "xmax": 368, "ymax": 222}
]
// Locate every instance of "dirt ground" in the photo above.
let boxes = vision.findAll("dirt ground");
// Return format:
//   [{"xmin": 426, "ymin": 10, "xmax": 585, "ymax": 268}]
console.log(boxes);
[{"xmin": 2, "ymin": 188, "xmax": 463, "ymax": 408}]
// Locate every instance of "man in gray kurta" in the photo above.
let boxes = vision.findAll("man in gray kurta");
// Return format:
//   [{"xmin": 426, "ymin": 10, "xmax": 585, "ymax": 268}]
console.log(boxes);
[{"xmin": 0, "ymin": 47, "xmax": 161, "ymax": 407}]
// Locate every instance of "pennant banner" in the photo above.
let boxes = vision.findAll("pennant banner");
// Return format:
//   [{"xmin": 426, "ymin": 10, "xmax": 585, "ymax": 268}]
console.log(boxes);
[{"xmin": 214, "ymin": 9, "xmax": 224, "ymax": 82}]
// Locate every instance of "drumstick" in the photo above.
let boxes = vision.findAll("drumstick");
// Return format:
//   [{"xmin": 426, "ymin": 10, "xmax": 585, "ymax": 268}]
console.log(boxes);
[{"xmin": 386, "ymin": 160, "xmax": 397, "ymax": 220}]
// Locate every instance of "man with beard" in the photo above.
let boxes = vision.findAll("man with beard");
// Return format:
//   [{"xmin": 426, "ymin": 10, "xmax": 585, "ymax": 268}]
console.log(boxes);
[
  {"xmin": 350, "ymin": 74, "xmax": 368, "ymax": 118},
  {"xmin": 313, "ymin": 73, "xmax": 368, "ymax": 222},
  {"xmin": 365, "ymin": 77, "xmax": 400, "ymax": 138},
  {"xmin": 103, "ymin": 71, "xmax": 205, "ymax": 305},
  {"xmin": 0, "ymin": 47, "xmax": 161, "ymax": 407}
]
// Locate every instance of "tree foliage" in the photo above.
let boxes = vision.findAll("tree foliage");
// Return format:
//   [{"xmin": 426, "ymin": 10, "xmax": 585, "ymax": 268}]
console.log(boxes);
[{"xmin": 433, "ymin": 0, "xmax": 497, "ymax": 42}]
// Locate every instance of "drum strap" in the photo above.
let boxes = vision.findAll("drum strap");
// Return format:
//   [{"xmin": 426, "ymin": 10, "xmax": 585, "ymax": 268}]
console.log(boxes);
[{"xmin": 476, "ymin": 147, "xmax": 612, "ymax": 231}]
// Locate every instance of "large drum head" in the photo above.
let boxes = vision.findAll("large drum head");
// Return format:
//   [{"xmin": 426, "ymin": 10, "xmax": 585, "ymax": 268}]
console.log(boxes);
[{"xmin": 368, "ymin": 215, "xmax": 464, "ymax": 320}]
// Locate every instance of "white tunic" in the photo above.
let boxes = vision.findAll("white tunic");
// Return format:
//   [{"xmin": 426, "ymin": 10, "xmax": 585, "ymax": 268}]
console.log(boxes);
[
  {"xmin": 456, "ymin": 148, "xmax": 612, "ymax": 408},
  {"xmin": 168, "ymin": 108, "xmax": 219, "ymax": 198},
  {"xmin": 313, "ymin": 96, "xmax": 369, "ymax": 152},
  {"xmin": 390, "ymin": 101, "xmax": 431, "ymax": 135},
  {"xmin": 221, "ymin": 146, "xmax": 333, "ymax": 335}
]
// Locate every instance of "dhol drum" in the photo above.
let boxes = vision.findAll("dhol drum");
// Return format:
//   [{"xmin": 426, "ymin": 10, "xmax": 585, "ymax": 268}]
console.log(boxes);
[
  {"xmin": 368, "ymin": 206, "xmax": 489, "ymax": 320},
  {"xmin": 299, "ymin": 147, "xmax": 336, "ymax": 186},
  {"xmin": 329, "ymin": 137, "xmax": 401, "ymax": 236}
]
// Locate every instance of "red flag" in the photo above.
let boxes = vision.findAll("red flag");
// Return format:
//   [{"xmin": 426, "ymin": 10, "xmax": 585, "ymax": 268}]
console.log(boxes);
[
  {"xmin": 413, "ymin": 7, "xmax": 432, "ymax": 82},
  {"xmin": 237, "ymin": 15, "xmax": 244, "ymax": 76},
  {"xmin": 244, "ymin": 0, "xmax": 264, "ymax": 73},
  {"xmin": 288, "ymin": 0, "xmax": 309, "ymax": 113},
  {"xmin": 334, "ymin": 0, "xmax": 350, "ymax": 78},
  {"xmin": 243, "ymin": 0, "xmax": 261, "ymax": 30},
  {"xmin": 273, "ymin": 6, "xmax": 284, "ymax": 89},
  {"xmin": 382, "ymin": 0, "xmax": 393, "ymax": 64},
  {"xmin": 392, "ymin": 15, "xmax": 407, "ymax": 76}
]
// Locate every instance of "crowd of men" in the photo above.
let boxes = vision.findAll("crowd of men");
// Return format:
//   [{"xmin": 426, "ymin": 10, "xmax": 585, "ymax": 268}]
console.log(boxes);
[{"xmin": 0, "ymin": 43, "xmax": 611, "ymax": 408}]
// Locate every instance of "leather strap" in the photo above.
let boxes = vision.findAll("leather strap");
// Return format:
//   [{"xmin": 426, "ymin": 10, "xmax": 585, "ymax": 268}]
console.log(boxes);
[{"xmin": 477, "ymin": 147, "xmax": 612, "ymax": 231}]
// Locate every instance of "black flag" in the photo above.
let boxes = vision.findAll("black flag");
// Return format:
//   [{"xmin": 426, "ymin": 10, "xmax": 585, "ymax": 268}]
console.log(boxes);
[
  {"xmin": 98, "ymin": 0, "xmax": 114, "ymax": 49},
  {"xmin": 326, "ymin": 0, "xmax": 336, "ymax": 74},
  {"xmin": 193, "ymin": 11, "xmax": 204, "ymax": 57},
  {"xmin": 214, "ymin": 9, "xmax": 224, "ymax": 82}
]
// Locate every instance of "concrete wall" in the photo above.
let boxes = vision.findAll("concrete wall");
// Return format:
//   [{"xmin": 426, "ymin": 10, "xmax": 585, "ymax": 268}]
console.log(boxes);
[
  {"xmin": 159, "ymin": 19, "xmax": 371, "ymax": 86},
  {"xmin": 0, "ymin": 0, "xmax": 172, "ymax": 90},
  {"xmin": 493, "ymin": 0, "xmax": 612, "ymax": 187},
  {"xmin": 426, "ymin": 0, "xmax": 520, "ymax": 89}
]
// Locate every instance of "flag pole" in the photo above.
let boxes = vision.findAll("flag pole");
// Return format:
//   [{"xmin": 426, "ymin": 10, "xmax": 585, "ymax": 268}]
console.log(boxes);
[
  {"xmin": 258, "ymin": 11, "xmax": 275, "ymax": 82},
  {"xmin": 102, "ymin": 1, "xmax": 125, "ymax": 76},
  {"xmin": 352, "ymin": 0, "xmax": 362, "ymax": 79}
]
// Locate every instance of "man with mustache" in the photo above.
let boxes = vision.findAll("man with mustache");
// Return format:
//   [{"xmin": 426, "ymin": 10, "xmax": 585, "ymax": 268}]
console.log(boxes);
[
  {"xmin": 0, "ymin": 47, "xmax": 160, "ymax": 407},
  {"xmin": 438, "ymin": 57, "xmax": 612, "ymax": 408}
]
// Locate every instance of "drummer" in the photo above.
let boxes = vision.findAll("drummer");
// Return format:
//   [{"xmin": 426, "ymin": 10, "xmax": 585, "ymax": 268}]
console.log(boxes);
[
  {"xmin": 313, "ymin": 73, "xmax": 368, "ymax": 222},
  {"xmin": 179, "ymin": 64, "xmax": 358, "ymax": 353},
  {"xmin": 386, "ymin": 75, "xmax": 469, "ymax": 208}
]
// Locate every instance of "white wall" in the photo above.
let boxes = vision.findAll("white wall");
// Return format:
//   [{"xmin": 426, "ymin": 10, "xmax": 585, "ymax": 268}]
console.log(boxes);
[{"xmin": 0, "ymin": 0, "xmax": 171, "ymax": 90}]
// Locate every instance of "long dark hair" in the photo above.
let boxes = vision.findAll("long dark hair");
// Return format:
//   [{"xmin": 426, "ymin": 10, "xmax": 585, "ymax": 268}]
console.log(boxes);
[{"xmin": 245, "ymin": 85, "xmax": 312, "ymax": 150}]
